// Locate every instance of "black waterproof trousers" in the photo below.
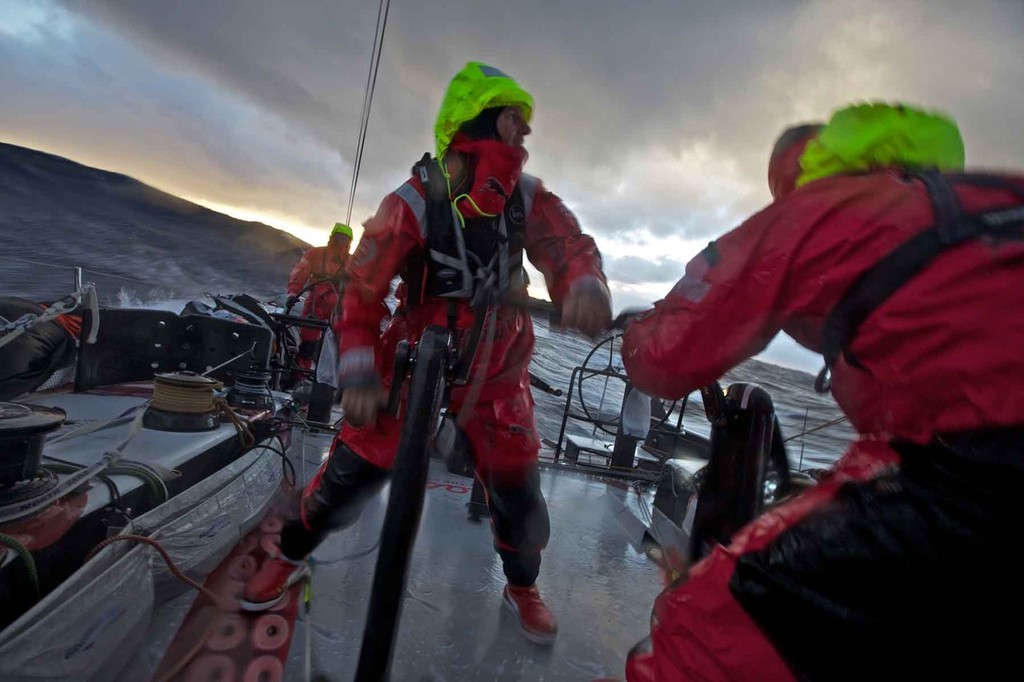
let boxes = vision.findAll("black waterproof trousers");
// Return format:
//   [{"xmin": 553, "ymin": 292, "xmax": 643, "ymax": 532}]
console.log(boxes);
[{"xmin": 280, "ymin": 439, "xmax": 550, "ymax": 587}]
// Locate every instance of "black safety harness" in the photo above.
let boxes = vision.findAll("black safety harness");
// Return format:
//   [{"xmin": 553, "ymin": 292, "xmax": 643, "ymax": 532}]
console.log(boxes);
[
  {"xmin": 403, "ymin": 153, "xmax": 531, "ymax": 384},
  {"xmin": 404, "ymin": 154, "xmax": 528, "ymax": 303},
  {"xmin": 816, "ymin": 170, "xmax": 1024, "ymax": 393}
]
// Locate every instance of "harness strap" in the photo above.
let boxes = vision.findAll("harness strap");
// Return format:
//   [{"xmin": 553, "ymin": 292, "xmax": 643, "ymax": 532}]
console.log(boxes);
[
  {"xmin": 816, "ymin": 171, "xmax": 1024, "ymax": 393},
  {"xmin": 452, "ymin": 253, "xmax": 499, "ymax": 385},
  {"xmin": 405, "ymin": 154, "xmax": 532, "ymax": 309}
]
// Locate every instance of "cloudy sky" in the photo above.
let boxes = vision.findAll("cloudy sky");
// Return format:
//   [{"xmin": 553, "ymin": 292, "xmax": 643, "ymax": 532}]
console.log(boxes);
[{"xmin": 3, "ymin": 0, "xmax": 1023, "ymax": 371}]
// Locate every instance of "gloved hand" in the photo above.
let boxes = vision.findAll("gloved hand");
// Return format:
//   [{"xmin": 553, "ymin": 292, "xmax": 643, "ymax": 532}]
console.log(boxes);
[
  {"xmin": 341, "ymin": 384, "xmax": 388, "ymax": 427},
  {"xmin": 286, "ymin": 294, "xmax": 300, "ymax": 310},
  {"xmin": 561, "ymin": 276, "xmax": 612, "ymax": 338},
  {"xmin": 338, "ymin": 347, "xmax": 383, "ymax": 425}
]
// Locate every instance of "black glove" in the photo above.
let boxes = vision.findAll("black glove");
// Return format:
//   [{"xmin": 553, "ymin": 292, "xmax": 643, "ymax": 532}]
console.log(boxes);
[{"xmin": 286, "ymin": 294, "xmax": 300, "ymax": 310}]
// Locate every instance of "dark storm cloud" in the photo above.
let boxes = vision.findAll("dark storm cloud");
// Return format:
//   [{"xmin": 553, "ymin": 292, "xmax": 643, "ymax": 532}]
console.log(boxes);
[
  {"xmin": 59, "ymin": 0, "xmax": 794, "ymax": 223},
  {"xmin": 3, "ymin": 0, "xmax": 1024, "ymax": 368},
  {"xmin": 12, "ymin": 0, "xmax": 1023, "ymax": 239}
]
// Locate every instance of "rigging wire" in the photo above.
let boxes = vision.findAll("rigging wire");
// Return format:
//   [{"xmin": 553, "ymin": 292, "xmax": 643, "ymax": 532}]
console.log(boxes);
[
  {"xmin": 782, "ymin": 414, "xmax": 848, "ymax": 444},
  {"xmin": 345, "ymin": 0, "xmax": 392, "ymax": 225},
  {"xmin": 0, "ymin": 254, "xmax": 155, "ymax": 287}
]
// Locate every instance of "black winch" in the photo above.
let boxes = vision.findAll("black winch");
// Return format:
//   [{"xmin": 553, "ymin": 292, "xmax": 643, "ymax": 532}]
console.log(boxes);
[
  {"xmin": 0, "ymin": 402, "xmax": 66, "ymax": 488},
  {"xmin": 225, "ymin": 370, "xmax": 274, "ymax": 411}
]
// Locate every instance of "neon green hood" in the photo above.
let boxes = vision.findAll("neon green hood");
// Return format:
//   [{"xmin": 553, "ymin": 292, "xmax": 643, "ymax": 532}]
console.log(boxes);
[
  {"xmin": 797, "ymin": 103, "xmax": 965, "ymax": 187},
  {"xmin": 434, "ymin": 62, "xmax": 534, "ymax": 159}
]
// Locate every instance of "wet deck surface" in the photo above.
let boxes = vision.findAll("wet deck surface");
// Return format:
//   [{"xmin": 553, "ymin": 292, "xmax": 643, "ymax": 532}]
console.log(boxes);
[{"xmin": 287, "ymin": 451, "xmax": 662, "ymax": 681}]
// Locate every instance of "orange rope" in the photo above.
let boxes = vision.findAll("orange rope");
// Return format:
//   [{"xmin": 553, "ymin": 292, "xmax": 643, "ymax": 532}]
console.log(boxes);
[
  {"xmin": 53, "ymin": 313, "xmax": 82, "ymax": 338},
  {"xmin": 215, "ymin": 397, "xmax": 256, "ymax": 448},
  {"xmin": 84, "ymin": 534, "xmax": 226, "ymax": 607},
  {"xmin": 85, "ymin": 534, "xmax": 230, "ymax": 682}
]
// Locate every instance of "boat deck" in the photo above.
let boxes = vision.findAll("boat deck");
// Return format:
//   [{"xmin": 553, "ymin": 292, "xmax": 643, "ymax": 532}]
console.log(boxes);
[
  {"xmin": 270, "ymin": 432, "xmax": 662, "ymax": 681},
  {"xmin": 25, "ymin": 406, "xmax": 673, "ymax": 682},
  {"xmin": 121, "ymin": 427, "xmax": 667, "ymax": 681}
]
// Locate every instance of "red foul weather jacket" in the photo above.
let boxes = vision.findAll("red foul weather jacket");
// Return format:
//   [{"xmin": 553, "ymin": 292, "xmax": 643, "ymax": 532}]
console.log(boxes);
[
  {"xmin": 336, "ymin": 141, "xmax": 605, "ymax": 407},
  {"xmin": 621, "ymin": 151, "xmax": 1024, "ymax": 681},
  {"xmin": 287, "ymin": 245, "xmax": 348, "ymax": 341},
  {"xmin": 622, "ymin": 168, "xmax": 1024, "ymax": 445}
]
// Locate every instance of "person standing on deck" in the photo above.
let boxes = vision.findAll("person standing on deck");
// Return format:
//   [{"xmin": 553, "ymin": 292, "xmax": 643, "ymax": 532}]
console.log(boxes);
[
  {"xmin": 285, "ymin": 222, "xmax": 353, "ymax": 377},
  {"xmin": 243, "ymin": 61, "xmax": 612, "ymax": 646},
  {"xmin": 621, "ymin": 103, "xmax": 1024, "ymax": 680}
]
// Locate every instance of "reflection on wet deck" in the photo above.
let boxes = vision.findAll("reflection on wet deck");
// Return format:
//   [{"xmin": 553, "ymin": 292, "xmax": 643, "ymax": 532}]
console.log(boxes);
[{"xmin": 288, "ymin": 459, "xmax": 662, "ymax": 681}]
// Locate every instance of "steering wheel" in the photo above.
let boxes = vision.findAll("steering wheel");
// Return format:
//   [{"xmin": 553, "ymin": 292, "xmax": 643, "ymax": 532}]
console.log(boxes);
[{"xmin": 576, "ymin": 333, "xmax": 679, "ymax": 437}]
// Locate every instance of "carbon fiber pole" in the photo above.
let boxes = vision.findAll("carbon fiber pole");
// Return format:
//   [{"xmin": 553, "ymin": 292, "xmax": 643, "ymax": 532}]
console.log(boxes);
[{"xmin": 354, "ymin": 327, "xmax": 450, "ymax": 681}]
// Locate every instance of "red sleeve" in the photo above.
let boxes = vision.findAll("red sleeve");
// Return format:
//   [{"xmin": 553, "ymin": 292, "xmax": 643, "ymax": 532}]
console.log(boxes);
[
  {"xmin": 621, "ymin": 206, "xmax": 790, "ymax": 400},
  {"xmin": 287, "ymin": 250, "xmax": 314, "ymax": 295},
  {"xmin": 523, "ymin": 181, "xmax": 607, "ymax": 307},
  {"xmin": 336, "ymin": 185, "xmax": 424, "ymax": 383}
]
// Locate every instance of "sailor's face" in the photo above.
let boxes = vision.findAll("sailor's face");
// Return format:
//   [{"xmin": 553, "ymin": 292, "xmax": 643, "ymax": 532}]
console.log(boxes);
[
  {"xmin": 330, "ymin": 235, "xmax": 351, "ymax": 253},
  {"xmin": 497, "ymin": 106, "xmax": 531, "ymax": 149}
]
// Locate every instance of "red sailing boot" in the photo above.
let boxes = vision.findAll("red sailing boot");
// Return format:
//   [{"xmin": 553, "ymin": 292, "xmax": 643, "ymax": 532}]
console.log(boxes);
[
  {"xmin": 240, "ymin": 555, "xmax": 310, "ymax": 611},
  {"xmin": 502, "ymin": 583, "xmax": 558, "ymax": 645}
]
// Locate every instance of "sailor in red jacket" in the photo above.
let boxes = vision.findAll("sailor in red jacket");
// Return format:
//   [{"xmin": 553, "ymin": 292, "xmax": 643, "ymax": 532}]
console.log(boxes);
[
  {"xmin": 244, "ymin": 62, "xmax": 611, "ymax": 644},
  {"xmin": 285, "ymin": 222, "xmax": 352, "ymax": 373},
  {"xmin": 621, "ymin": 103, "xmax": 1024, "ymax": 680}
]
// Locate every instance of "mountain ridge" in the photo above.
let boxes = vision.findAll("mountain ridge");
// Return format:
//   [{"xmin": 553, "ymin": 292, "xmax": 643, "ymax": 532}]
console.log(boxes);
[{"xmin": 0, "ymin": 141, "xmax": 309, "ymax": 302}]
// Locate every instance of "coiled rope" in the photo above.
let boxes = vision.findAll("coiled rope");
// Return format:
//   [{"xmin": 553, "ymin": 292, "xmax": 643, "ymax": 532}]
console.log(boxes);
[
  {"xmin": 150, "ymin": 374, "xmax": 255, "ymax": 447},
  {"xmin": 151, "ymin": 374, "xmax": 221, "ymax": 413}
]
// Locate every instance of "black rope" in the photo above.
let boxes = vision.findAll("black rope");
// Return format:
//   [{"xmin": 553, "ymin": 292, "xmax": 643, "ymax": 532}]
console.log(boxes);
[
  {"xmin": 96, "ymin": 474, "xmax": 126, "ymax": 514},
  {"xmin": 42, "ymin": 455, "xmax": 128, "ymax": 515},
  {"xmin": 42, "ymin": 454, "xmax": 83, "ymax": 468},
  {"xmin": 254, "ymin": 443, "xmax": 298, "ymax": 488}
]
